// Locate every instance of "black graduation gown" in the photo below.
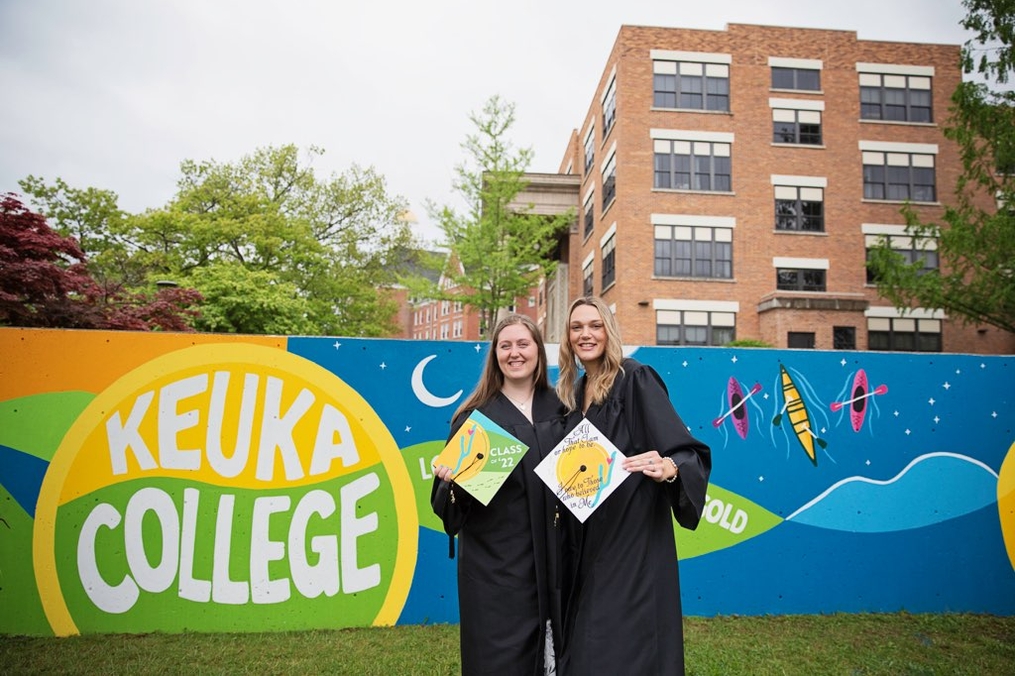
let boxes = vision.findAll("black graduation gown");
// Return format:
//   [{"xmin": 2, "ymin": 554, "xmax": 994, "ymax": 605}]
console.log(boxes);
[
  {"xmin": 431, "ymin": 388, "xmax": 568, "ymax": 676},
  {"xmin": 558, "ymin": 359, "xmax": 711, "ymax": 676}
]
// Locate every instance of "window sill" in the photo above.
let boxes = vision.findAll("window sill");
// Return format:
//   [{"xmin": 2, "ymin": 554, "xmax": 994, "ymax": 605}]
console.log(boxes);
[
  {"xmin": 774, "ymin": 289, "xmax": 828, "ymax": 294},
  {"xmin": 859, "ymin": 119, "xmax": 937, "ymax": 128},
  {"xmin": 771, "ymin": 143, "xmax": 825, "ymax": 149},
  {"xmin": 861, "ymin": 199, "xmax": 941, "ymax": 207},
  {"xmin": 601, "ymin": 126, "xmax": 614, "ymax": 147},
  {"xmin": 650, "ymin": 107, "xmax": 733, "ymax": 116},
  {"xmin": 653, "ymin": 188, "xmax": 736, "ymax": 196},
  {"xmin": 770, "ymin": 87, "xmax": 824, "ymax": 95},
  {"xmin": 773, "ymin": 229, "xmax": 828, "ymax": 236},
  {"xmin": 652, "ymin": 275, "xmax": 736, "ymax": 283},
  {"xmin": 602, "ymin": 198, "xmax": 616, "ymax": 218}
]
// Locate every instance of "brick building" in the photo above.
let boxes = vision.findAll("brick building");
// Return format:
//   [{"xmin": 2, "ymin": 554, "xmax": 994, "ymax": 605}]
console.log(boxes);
[
  {"xmin": 407, "ymin": 251, "xmax": 542, "ymax": 341},
  {"xmin": 536, "ymin": 23, "xmax": 1014, "ymax": 353}
]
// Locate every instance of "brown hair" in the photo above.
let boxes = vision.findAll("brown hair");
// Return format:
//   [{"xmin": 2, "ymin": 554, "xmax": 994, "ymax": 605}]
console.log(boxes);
[
  {"xmin": 556, "ymin": 296, "xmax": 625, "ymax": 412},
  {"xmin": 453, "ymin": 313, "xmax": 549, "ymax": 420}
]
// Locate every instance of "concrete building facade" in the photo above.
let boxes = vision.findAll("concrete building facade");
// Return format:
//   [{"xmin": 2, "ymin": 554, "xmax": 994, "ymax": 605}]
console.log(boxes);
[{"xmin": 547, "ymin": 23, "xmax": 1014, "ymax": 353}]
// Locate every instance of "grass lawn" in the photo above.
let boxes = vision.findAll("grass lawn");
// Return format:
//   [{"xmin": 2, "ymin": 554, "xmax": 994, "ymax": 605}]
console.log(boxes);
[{"xmin": 1, "ymin": 613, "xmax": 1012, "ymax": 675}]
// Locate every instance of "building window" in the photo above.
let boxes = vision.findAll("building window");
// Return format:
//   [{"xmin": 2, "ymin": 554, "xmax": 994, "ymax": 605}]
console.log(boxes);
[
  {"xmin": 583, "ymin": 190, "xmax": 595, "ymax": 238},
  {"xmin": 654, "ymin": 139, "xmax": 732, "ymax": 192},
  {"xmin": 788, "ymin": 332, "xmax": 815, "ymax": 349},
  {"xmin": 775, "ymin": 185, "xmax": 824, "ymax": 232},
  {"xmin": 440, "ymin": 323, "xmax": 450, "ymax": 340},
  {"xmin": 772, "ymin": 67, "xmax": 820, "ymax": 91},
  {"xmin": 656, "ymin": 309, "xmax": 735, "ymax": 346},
  {"xmin": 833, "ymin": 326, "xmax": 856, "ymax": 349},
  {"xmin": 865, "ymin": 232, "xmax": 939, "ymax": 283},
  {"xmin": 653, "ymin": 59, "xmax": 730, "ymax": 111},
  {"xmin": 862, "ymin": 151, "xmax": 936, "ymax": 202},
  {"xmin": 583, "ymin": 125, "xmax": 595, "ymax": 175},
  {"xmin": 453, "ymin": 320, "xmax": 462, "ymax": 338},
  {"xmin": 601, "ymin": 234, "xmax": 616, "ymax": 289},
  {"xmin": 654, "ymin": 224, "xmax": 732, "ymax": 279},
  {"xmin": 602, "ymin": 152, "xmax": 616, "ymax": 209},
  {"xmin": 777, "ymin": 268, "xmax": 826, "ymax": 291},
  {"xmin": 773, "ymin": 108, "xmax": 822, "ymax": 144},
  {"xmin": 868, "ymin": 316, "xmax": 942, "ymax": 352},
  {"xmin": 602, "ymin": 74, "xmax": 617, "ymax": 138},
  {"xmin": 583, "ymin": 259, "xmax": 594, "ymax": 297},
  {"xmin": 859, "ymin": 72, "xmax": 933, "ymax": 123}
]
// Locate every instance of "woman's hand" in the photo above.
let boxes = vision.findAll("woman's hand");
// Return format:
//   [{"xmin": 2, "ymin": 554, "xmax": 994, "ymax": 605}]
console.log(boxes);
[
  {"xmin": 433, "ymin": 464, "xmax": 454, "ymax": 482},
  {"xmin": 622, "ymin": 451, "xmax": 678, "ymax": 483}
]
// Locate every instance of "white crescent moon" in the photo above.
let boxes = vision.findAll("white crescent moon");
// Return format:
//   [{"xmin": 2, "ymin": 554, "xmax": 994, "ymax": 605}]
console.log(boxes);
[{"xmin": 411, "ymin": 355, "xmax": 463, "ymax": 408}]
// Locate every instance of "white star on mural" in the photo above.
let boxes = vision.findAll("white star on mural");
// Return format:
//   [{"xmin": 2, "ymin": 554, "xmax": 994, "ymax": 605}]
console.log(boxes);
[
  {"xmin": 380, "ymin": 362, "xmax": 387, "ymax": 370},
  {"xmin": 943, "ymin": 382, "xmax": 951, "ymax": 390},
  {"xmin": 333, "ymin": 341, "xmax": 341, "ymax": 350}
]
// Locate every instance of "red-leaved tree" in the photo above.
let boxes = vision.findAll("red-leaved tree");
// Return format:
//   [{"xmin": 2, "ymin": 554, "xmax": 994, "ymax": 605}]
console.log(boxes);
[{"xmin": 0, "ymin": 193, "xmax": 202, "ymax": 330}]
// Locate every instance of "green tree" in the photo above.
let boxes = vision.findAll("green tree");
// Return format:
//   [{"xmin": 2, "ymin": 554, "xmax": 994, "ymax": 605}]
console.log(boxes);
[
  {"xmin": 867, "ymin": 0, "xmax": 1015, "ymax": 333},
  {"xmin": 16, "ymin": 176, "xmax": 157, "ymax": 300},
  {"xmin": 187, "ymin": 263, "xmax": 317, "ymax": 335},
  {"xmin": 163, "ymin": 145, "xmax": 417, "ymax": 336},
  {"xmin": 18, "ymin": 146, "xmax": 415, "ymax": 336},
  {"xmin": 425, "ymin": 96, "xmax": 573, "ymax": 337}
]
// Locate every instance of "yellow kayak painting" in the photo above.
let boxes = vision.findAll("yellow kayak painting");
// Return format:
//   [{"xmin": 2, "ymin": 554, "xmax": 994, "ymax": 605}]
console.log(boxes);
[{"xmin": 773, "ymin": 364, "xmax": 826, "ymax": 465}]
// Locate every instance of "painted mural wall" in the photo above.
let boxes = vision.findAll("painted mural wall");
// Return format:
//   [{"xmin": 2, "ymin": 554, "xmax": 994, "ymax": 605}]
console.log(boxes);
[{"xmin": 1, "ymin": 327, "xmax": 1013, "ymax": 637}]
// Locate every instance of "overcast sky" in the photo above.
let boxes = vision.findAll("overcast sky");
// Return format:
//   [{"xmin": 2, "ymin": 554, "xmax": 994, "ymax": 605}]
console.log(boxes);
[{"xmin": 0, "ymin": 0, "xmax": 972, "ymax": 243}]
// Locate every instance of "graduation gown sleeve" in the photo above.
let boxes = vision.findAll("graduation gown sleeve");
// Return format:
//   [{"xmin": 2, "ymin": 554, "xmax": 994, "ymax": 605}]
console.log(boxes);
[{"xmin": 623, "ymin": 360, "xmax": 712, "ymax": 530}]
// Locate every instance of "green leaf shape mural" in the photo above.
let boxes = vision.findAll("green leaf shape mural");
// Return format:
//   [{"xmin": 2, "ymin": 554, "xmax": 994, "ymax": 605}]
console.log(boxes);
[
  {"xmin": 0, "ymin": 481, "xmax": 51, "ymax": 635},
  {"xmin": 0, "ymin": 392, "xmax": 95, "ymax": 461},
  {"xmin": 675, "ymin": 484, "xmax": 782, "ymax": 560},
  {"xmin": 401, "ymin": 441, "xmax": 445, "ymax": 534}
]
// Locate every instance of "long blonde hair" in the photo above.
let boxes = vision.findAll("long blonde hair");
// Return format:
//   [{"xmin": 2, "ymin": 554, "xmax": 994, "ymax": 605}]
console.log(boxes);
[
  {"xmin": 453, "ymin": 313, "xmax": 549, "ymax": 421},
  {"xmin": 556, "ymin": 296, "xmax": 625, "ymax": 412}
]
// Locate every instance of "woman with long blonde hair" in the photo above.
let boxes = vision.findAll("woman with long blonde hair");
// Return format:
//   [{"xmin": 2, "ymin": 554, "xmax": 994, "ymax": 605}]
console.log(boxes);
[{"xmin": 555, "ymin": 296, "xmax": 711, "ymax": 676}]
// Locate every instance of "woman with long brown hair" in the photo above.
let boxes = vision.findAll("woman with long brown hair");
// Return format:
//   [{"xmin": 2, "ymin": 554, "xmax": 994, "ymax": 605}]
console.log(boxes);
[{"xmin": 431, "ymin": 313, "xmax": 567, "ymax": 675}]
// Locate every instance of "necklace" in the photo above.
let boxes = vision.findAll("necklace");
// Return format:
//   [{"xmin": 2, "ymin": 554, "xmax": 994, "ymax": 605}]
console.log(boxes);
[{"xmin": 502, "ymin": 389, "xmax": 534, "ymax": 411}]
